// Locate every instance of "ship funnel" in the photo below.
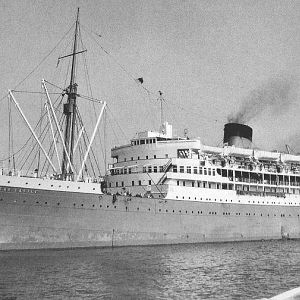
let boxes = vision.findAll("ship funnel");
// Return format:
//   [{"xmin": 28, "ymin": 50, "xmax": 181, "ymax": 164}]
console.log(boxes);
[{"xmin": 223, "ymin": 123, "xmax": 253, "ymax": 148}]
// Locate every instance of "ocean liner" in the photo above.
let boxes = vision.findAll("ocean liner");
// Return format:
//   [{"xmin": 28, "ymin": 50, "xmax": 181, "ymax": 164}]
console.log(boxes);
[{"xmin": 0, "ymin": 10, "xmax": 300, "ymax": 250}]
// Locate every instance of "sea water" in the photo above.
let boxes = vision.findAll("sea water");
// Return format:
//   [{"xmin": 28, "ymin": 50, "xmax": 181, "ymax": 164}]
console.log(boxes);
[{"xmin": 0, "ymin": 240, "xmax": 299, "ymax": 299}]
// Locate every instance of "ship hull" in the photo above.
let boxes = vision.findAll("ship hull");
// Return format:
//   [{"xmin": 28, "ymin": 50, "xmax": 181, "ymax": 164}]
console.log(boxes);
[{"xmin": 1, "ymin": 187, "xmax": 300, "ymax": 250}]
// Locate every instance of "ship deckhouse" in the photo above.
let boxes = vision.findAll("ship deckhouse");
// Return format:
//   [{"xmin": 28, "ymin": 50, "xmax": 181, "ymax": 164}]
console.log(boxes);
[{"xmin": 106, "ymin": 122, "xmax": 300, "ymax": 208}]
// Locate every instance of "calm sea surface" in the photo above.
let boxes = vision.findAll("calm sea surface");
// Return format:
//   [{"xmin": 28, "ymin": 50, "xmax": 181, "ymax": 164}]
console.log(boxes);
[{"xmin": 0, "ymin": 240, "xmax": 299, "ymax": 299}]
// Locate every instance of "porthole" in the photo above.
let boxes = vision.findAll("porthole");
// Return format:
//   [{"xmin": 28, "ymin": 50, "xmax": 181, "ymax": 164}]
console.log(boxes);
[
  {"xmin": 78, "ymin": 187, "xmax": 80, "ymax": 189},
  {"xmin": 114, "ymin": 206, "xmax": 116, "ymax": 209},
  {"xmin": 67, "ymin": 186, "xmax": 69, "ymax": 188},
  {"xmin": 59, "ymin": 185, "xmax": 61, "ymax": 188},
  {"xmin": 186, "ymin": 210, "xmax": 188, "ymax": 214},
  {"xmin": 51, "ymin": 185, "xmax": 53, "ymax": 187},
  {"xmin": 159, "ymin": 209, "xmax": 161, "ymax": 212},
  {"xmin": 194, "ymin": 197, "xmax": 196, "ymax": 200},
  {"xmin": 73, "ymin": 203, "xmax": 76, "ymax": 206},
  {"xmin": 26, "ymin": 183, "xmax": 28, "ymax": 185},
  {"xmin": 179, "ymin": 210, "xmax": 181, "ymax": 213},
  {"xmin": 100, "ymin": 205, "xmax": 102, "ymax": 208},
  {"xmin": 36, "ymin": 201, "xmax": 39, "ymax": 204},
  {"xmin": 165, "ymin": 209, "xmax": 168, "ymax": 212},
  {"xmin": 93, "ymin": 188, "xmax": 95, "ymax": 190},
  {"xmin": 173, "ymin": 210, "xmax": 175, "ymax": 213},
  {"xmin": 176, "ymin": 196, "xmax": 178, "ymax": 199},
  {"xmin": 192, "ymin": 211, "xmax": 194, "ymax": 214},
  {"xmin": 81, "ymin": 204, "xmax": 84, "ymax": 207},
  {"xmin": 7, "ymin": 181, "xmax": 10, "ymax": 183},
  {"xmin": 38, "ymin": 183, "xmax": 41, "ymax": 186},
  {"xmin": 148, "ymin": 208, "xmax": 151, "ymax": 211},
  {"xmin": 92, "ymin": 204, "xmax": 95, "ymax": 207},
  {"xmin": 23, "ymin": 200, "xmax": 26, "ymax": 203},
  {"xmin": 45, "ymin": 202, "xmax": 48, "ymax": 204},
  {"xmin": 107, "ymin": 205, "xmax": 109, "ymax": 208}
]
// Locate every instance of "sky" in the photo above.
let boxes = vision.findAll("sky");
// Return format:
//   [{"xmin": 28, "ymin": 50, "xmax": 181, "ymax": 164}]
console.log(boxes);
[{"xmin": 1, "ymin": 0, "xmax": 300, "ymax": 172}]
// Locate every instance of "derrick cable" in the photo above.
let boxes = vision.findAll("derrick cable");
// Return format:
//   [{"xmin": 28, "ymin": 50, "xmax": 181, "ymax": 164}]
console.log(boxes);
[
  {"xmin": 2, "ymin": 93, "xmax": 63, "ymax": 163},
  {"xmin": 76, "ymin": 110, "xmax": 99, "ymax": 177},
  {"xmin": 42, "ymin": 113, "xmax": 65, "ymax": 176},
  {"xmin": 20, "ymin": 95, "xmax": 64, "ymax": 172},
  {"xmin": 79, "ymin": 27, "xmax": 106, "ymax": 168},
  {"xmin": 0, "ymin": 22, "xmax": 75, "ymax": 104},
  {"xmin": 40, "ymin": 113, "xmax": 64, "ymax": 175}
]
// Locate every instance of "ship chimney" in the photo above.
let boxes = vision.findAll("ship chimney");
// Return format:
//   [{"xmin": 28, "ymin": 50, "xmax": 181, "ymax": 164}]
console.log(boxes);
[{"xmin": 223, "ymin": 123, "xmax": 253, "ymax": 148}]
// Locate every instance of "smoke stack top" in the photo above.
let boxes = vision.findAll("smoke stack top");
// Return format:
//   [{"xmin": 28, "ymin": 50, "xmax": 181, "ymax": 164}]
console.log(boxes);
[{"xmin": 224, "ymin": 123, "xmax": 253, "ymax": 148}]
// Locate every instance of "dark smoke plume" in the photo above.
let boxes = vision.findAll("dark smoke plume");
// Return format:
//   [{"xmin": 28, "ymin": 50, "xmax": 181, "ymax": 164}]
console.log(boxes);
[{"xmin": 228, "ymin": 75, "xmax": 297, "ymax": 124}]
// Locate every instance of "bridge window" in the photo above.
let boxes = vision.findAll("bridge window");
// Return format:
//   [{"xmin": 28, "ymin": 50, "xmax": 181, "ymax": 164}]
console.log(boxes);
[
  {"xmin": 173, "ymin": 165, "xmax": 177, "ymax": 172},
  {"xmin": 193, "ymin": 167, "xmax": 198, "ymax": 174},
  {"xmin": 180, "ymin": 166, "xmax": 184, "ymax": 173},
  {"xmin": 187, "ymin": 166, "xmax": 191, "ymax": 174}
]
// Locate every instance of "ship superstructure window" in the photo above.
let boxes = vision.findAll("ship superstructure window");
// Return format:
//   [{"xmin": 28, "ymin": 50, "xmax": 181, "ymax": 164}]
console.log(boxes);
[
  {"xmin": 154, "ymin": 155, "xmax": 156, "ymax": 159},
  {"xmin": 132, "ymin": 181, "xmax": 134, "ymax": 186},
  {"xmin": 124, "ymin": 168, "xmax": 127, "ymax": 174},
  {"xmin": 143, "ymin": 167, "xmax": 146, "ymax": 173},
  {"xmin": 129, "ymin": 168, "xmax": 132, "ymax": 174},
  {"xmin": 146, "ymin": 155, "xmax": 148, "ymax": 159},
  {"xmin": 199, "ymin": 168, "xmax": 203, "ymax": 175},
  {"xmin": 149, "ymin": 180, "xmax": 151, "ymax": 185},
  {"xmin": 140, "ymin": 140, "xmax": 145, "ymax": 144},
  {"xmin": 204, "ymin": 168, "xmax": 207, "ymax": 175},
  {"xmin": 187, "ymin": 166, "xmax": 191, "ymax": 174},
  {"xmin": 116, "ymin": 182, "xmax": 118, "ymax": 187},
  {"xmin": 148, "ymin": 166, "xmax": 152, "ymax": 173},
  {"xmin": 193, "ymin": 167, "xmax": 198, "ymax": 174},
  {"xmin": 208, "ymin": 168, "xmax": 211, "ymax": 176},
  {"xmin": 180, "ymin": 166, "xmax": 184, "ymax": 173},
  {"xmin": 183, "ymin": 181, "xmax": 186, "ymax": 186},
  {"xmin": 154, "ymin": 166, "xmax": 157, "ymax": 173},
  {"xmin": 131, "ymin": 157, "xmax": 133, "ymax": 161},
  {"xmin": 159, "ymin": 166, "xmax": 164, "ymax": 172},
  {"xmin": 173, "ymin": 165, "xmax": 177, "ymax": 172},
  {"xmin": 177, "ymin": 181, "xmax": 179, "ymax": 186},
  {"xmin": 138, "ymin": 156, "xmax": 140, "ymax": 160},
  {"xmin": 212, "ymin": 169, "xmax": 215, "ymax": 176},
  {"xmin": 139, "ymin": 180, "xmax": 141, "ymax": 185},
  {"xmin": 122, "ymin": 181, "xmax": 124, "ymax": 187}
]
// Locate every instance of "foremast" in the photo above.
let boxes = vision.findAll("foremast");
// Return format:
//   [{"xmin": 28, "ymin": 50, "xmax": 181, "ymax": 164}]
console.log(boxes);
[{"xmin": 62, "ymin": 8, "xmax": 79, "ymax": 179}]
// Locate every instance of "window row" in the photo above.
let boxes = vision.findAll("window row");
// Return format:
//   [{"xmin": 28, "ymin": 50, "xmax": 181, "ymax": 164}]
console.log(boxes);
[{"xmin": 173, "ymin": 165, "xmax": 216, "ymax": 176}]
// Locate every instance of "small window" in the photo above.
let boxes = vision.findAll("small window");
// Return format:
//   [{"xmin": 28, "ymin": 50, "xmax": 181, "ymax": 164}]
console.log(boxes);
[
  {"xmin": 180, "ymin": 166, "xmax": 184, "ymax": 173},
  {"xmin": 183, "ymin": 181, "xmax": 186, "ymax": 186},
  {"xmin": 131, "ymin": 157, "xmax": 133, "ymax": 161},
  {"xmin": 193, "ymin": 167, "xmax": 198, "ymax": 174},
  {"xmin": 140, "ymin": 139, "xmax": 145, "ymax": 145},
  {"xmin": 146, "ymin": 155, "xmax": 148, "ymax": 159},
  {"xmin": 154, "ymin": 155, "xmax": 156, "ymax": 159},
  {"xmin": 138, "ymin": 156, "xmax": 140, "ymax": 160},
  {"xmin": 153, "ymin": 166, "xmax": 158, "ymax": 173},
  {"xmin": 165, "ymin": 154, "xmax": 169, "ymax": 158},
  {"xmin": 173, "ymin": 165, "xmax": 177, "ymax": 173},
  {"xmin": 148, "ymin": 180, "xmax": 151, "ymax": 185},
  {"xmin": 148, "ymin": 166, "xmax": 152, "ymax": 173},
  {"xmin": 177, "ymin": 180, "xmax": 180, "ymax": 186},
  {"xmin": 187, "ymin": 166, "xmax": 191, "ymax": 174},
  {"xmin": 159, "ymin": 166, "xmax": 164, "ymax": 172},
  {"xmin": 132, "ymin": 181, "xmax": 135, "ymax": 186},
  {"xmin": 139, "ymin": 180, "xmax": 142, "ymax": 186}
]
